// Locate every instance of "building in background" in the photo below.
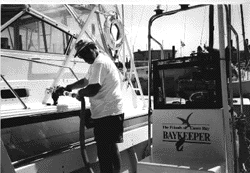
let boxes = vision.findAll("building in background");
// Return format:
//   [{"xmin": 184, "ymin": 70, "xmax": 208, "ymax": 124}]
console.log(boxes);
[
  {"xmin": 132, "ymin": 48, "xmax": 176, "ymax": 95},
  {"xmin": 134, "ymin": 47, "xmax": 176, "ymax": 67}
]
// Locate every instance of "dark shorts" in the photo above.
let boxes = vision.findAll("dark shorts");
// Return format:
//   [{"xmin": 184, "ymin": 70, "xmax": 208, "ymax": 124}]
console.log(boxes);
[{"xmin": 94, "ymin": 113, "xmax": 124, "ymax": 143}]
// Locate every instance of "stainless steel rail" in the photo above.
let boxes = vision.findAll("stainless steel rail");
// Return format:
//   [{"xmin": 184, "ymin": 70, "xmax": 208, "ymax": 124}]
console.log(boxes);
[
  {"xmin": 1, "ymin": 75, "xmax": 28, "ymax": 109},
  {"xmin": 1, "ymin": 54, "xmax": 79, "ymax": 80},
  {"xmin": 147, "ymin": 4, "xmax": 208, "ymax": 155}
]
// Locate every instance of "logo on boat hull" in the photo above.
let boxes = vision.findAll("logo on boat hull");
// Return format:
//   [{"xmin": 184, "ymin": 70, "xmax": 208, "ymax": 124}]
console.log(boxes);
[{"xmin": 162, "ymin": 112, "xmax": 211, "ymax": 151}]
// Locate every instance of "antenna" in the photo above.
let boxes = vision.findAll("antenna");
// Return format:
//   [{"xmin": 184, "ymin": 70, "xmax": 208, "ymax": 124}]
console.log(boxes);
[{"xmin": 154, "ymin": 5, "xmax": 163, "ymax": 14}]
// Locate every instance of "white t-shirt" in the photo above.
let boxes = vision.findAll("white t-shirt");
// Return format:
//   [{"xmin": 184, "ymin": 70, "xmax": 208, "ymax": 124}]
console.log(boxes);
[{"xmin": 86, "ymin": 53, "xmax": 124, "ymax": 119}]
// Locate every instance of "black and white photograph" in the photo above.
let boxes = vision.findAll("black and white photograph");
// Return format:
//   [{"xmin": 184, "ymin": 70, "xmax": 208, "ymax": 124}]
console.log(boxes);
[{"xmin": 1, "ymin": 1, "xmax": 250, "ymax": 173}]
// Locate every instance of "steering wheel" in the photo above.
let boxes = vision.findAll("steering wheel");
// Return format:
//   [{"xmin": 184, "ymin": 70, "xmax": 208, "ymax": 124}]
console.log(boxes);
[{"xmin": 189, "ymin": 91, "xmax": 208, "ymax": 102}]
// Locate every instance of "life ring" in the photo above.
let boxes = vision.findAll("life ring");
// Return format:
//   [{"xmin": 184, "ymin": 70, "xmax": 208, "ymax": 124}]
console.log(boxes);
[{"xmin": 104, "ymin": 12, "xmax": 124, "ymax": 51}]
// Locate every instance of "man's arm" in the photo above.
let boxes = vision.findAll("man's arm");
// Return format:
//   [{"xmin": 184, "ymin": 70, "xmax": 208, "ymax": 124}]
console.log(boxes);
[
  {"xmin": 76, "ymin": 62, "xmax": 103, "ymax": 98},
  {"xmin": 66, "ymin": 78, "xmax": 89, "ymax": 91},
  {"xmin": 77, "ymin": 83, "xmax": 101, "ymax": 97}
]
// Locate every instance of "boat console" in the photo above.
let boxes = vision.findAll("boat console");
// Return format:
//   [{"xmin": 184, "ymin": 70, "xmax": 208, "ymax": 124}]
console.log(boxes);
[{"xmin": 138, "ymin": 53, "xmax": 232, "ymax": 172}]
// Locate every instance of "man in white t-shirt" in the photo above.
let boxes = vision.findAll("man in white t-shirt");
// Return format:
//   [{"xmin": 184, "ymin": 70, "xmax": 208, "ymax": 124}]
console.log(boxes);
[{"xmin": 64, "ymin": 40, "xmax": 124, "ymax": 173}]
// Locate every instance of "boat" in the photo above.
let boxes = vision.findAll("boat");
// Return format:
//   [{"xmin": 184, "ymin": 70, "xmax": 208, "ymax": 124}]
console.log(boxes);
[
  {"xmin": 1, "ymin": 4, "xmax": 148, "ymax": 173},
  {"xmin": 135, "ymin": 4, "xmax": 250, "ymax": 173}
]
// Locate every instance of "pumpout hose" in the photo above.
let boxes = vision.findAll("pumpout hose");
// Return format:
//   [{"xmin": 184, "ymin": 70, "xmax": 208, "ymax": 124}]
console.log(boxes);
[
  {"xmin": 80, "ymin": 97, "xmax": 94, "ymax": 173},
  {"xmin": 52, "ymin": 88, "xmax": 94, "ymax": 172}
]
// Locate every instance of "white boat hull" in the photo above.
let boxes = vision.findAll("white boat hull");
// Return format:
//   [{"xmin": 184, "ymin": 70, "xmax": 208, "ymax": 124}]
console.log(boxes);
[{"xmin": 14, "ymin": 125, "xmax": 149, "ymax": 173}]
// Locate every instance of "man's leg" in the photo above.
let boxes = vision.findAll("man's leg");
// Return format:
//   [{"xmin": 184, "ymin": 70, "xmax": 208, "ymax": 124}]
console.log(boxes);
[
  {"xmin": 110, "ymin": 142, "xmax": 122, "ymax": 173},
  {"xmin": 96, "ymin": 140, "xmax": 113, "ymax": 173}
]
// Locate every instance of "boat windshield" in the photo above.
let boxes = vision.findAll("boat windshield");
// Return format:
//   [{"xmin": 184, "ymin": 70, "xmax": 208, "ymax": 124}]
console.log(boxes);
[
  {"xmin": 153, "ymin": 53, "xmax": 223, "ymax": 109},
  {"xmin": 29, "ymin": 4, "xmax": 93, "ymax": 35},
  {"xmin": 1, "ymin": 12, "xmax": 72, "ymax": 54}
]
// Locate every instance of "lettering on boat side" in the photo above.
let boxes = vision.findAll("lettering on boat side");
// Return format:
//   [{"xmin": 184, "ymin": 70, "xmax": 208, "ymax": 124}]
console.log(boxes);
[{"xmin": 162, "ymin": 112, "xmax": 211, "ymax": 151}]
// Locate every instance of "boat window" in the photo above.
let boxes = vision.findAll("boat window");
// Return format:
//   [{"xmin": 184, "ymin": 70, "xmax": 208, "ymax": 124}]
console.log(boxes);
[
  {"xmin": 30, "ymin": 4, "xmax": 83, "ymax": 34},
  {"xmin": 153, "ymin": 54, "xmax": 222, "ymax": 109},
  {"xmin": 1, "ymin": 116, "xmax": 81, "ymax": 163},
  {"xmin": 1, "ymin": 13, "xmax": 71, "ymax": 54},
  {"xmin": 30, "ymin": 4, "xmax": 93, "ymax": 35},
  {"xmin": 1, "ymin": 88, "xmax": 29, "ymax": 99}
]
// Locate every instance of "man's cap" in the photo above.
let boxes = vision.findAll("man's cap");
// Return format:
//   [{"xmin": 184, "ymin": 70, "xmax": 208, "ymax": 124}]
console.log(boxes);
[{"xmin": 74, "ymin": 40, "xmax": 96, "ymax": 58}]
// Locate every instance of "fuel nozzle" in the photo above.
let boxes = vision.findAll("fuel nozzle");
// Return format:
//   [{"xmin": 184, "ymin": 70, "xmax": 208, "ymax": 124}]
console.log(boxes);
[{"xmin": 52, "ymin": 86, "xmax": 66, "ymax": 105}]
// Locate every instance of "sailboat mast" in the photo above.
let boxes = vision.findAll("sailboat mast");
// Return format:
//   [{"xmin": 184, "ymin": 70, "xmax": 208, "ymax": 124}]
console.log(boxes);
[
  {"xmin": 209, "ymin": 5, "xmax": 214, "ymax": 49},
  {"xmin": 122, "ymin": 4, "xmax": 126, "ymax": 74},
  {"xmin": 240, "ymin": 4, "xmax": 248, "ymax": 65}
]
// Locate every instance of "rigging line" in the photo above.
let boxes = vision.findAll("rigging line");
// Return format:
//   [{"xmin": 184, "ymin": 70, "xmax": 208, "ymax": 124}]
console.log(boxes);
[
  {"xmin": 130, "ymin": 5, "xmax": 133, "ymax": 45},
  {"xmin": 238, "ymin": 5, "xmax": 241, "ymax": 22},
  {"xmin": 200, "ymin": 6, "xmax": 207, "ymax": 45},
  {"xmin": 183, "ymin": 11, "xmax": 186, "ymax": 43},
  {"xmin": 181, "ymin": 10, "xmax": 187, "ymax": 57},
  {"xmin": 133, "ymin": 5, "xmax": 146, "ymax": 47},
  {"xmin": 238, "ymin": 4, "xmax": 245, "ymax": 45}
]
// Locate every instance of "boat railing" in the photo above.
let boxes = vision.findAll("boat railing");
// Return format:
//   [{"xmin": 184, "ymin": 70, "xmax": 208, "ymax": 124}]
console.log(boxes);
[
  {"xmin": 1, "ymin": 54, "xmax": 79, "ymax": 81},
  {"xmin": 1, "ymin": 54, "xmax": 79, "ymax": 109},
  {"xmin": 229, "ymin": 20, "xmax": 244, "ymax": 111},
  {"xmin": 1, "ymin": 74, "xmax": 28, "ymax": 109}
]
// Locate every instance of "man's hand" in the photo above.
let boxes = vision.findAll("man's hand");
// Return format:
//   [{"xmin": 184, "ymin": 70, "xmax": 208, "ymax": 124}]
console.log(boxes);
[
  {"xmin": 65, "ymin": 85, "xmax": 72, "ymax": 92},
  {"xmin": 76, "ymin": 88, "xmax": 85, "ymax": 101},
  {"xmin": 54, "ymin": 86, "xmax": 66, "ymax": 96},
  {"xmin": 75, "ymin": 83, "xmax": 101, "ymax": 101},
  {"xmin": 52, "ymin": 86, "xmax": 71, "ymax": 105}
]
